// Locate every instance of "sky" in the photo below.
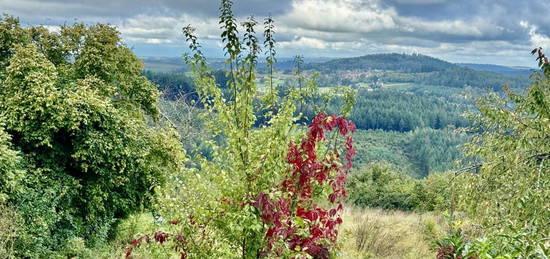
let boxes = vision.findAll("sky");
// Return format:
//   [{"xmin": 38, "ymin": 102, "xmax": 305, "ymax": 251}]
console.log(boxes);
[{"xmin": 2, "ymin": 0, "xmax": 549, "ymax": 67}]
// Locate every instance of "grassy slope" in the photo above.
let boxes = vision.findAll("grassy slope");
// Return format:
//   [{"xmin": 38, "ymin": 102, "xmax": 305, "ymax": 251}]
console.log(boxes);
[{"xmin": 338, "ymin": 207, "xmax": 446, "ymax": 259}]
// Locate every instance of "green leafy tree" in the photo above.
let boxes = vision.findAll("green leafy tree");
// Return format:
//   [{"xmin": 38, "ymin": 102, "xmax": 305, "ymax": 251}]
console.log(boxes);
[
  {"xmin": 457, "ymin": 49, "xmax": 550, "ymax": 256},
  {"xmin": 0, "ymin": 16, "xmax": 183, "ymax": 257},
  {"xmin": 126, "ymin": 1, "xmax": 355, "ymax": 258}
]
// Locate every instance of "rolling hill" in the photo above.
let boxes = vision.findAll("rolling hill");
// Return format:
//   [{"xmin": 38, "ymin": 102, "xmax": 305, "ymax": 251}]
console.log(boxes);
[{"xmin": 306, "ymin": 53, "xmax": 530, "ymax": 90}]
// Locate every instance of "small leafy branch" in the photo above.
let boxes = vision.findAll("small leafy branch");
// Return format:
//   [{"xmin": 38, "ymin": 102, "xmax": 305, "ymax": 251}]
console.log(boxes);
[
  {"xmin": 263, "ymin": 15, "xmax": 277, "ymax": 108},
  {"xmin": 531, "ymin": 47, "xmax": 550, "ymax": 74}
]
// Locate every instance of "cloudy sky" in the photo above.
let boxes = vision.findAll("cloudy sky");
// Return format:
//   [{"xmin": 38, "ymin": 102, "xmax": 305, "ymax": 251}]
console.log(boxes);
[{"xmin": 2, "ymin": 0, "xmax": 549, "ymax": 67}]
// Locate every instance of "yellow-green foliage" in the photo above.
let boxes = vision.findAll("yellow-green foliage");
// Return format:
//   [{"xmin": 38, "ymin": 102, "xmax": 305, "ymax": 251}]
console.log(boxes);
[
  {"xmin": 88, "ymin": 213, "xmax": 160, "ymax": 259},
  {"xmin": 0, "ymin": 124, "xmax": 23, "ymax": 203},
  {"xmin": 0, "ymin": 16, "xmax": 184, "ymax": 257},
  {"xmin": 458, "ymin": 55, "xmax": 550, "ymax": 255},
  {"xmin": 0, "ymin": 203, "xmax": 21, "ymax": 259},
  {"xmin": 0, "ymin": 124, "xmax": 23, "ymax": 259}
]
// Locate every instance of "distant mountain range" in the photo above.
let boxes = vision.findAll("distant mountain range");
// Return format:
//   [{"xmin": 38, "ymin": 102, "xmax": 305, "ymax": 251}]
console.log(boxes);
[
  {"xmin": 141, "ymin": 53, "xmax": 532, "ymax": 90},
  {"xmin": 303, "ymin": 53, "xmax": 531, "ymax": 90},
  {"xmin": 142, "ymin": 54, "xmax": 536, "ymax": 76},
  {"xmin": 456, "ymin": 63, "xmax": 536, "ymax": 76},
  {"xmin": 141, "ymin": 56, "xmax": 330, "ymax": 72}
]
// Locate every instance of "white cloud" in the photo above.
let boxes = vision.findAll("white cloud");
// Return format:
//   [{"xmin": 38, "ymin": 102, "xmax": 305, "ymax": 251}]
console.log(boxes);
[
  {"xmin": 398, "ymin": 17, "xmax": 500, "ymax": 38},
  {"xmin": 278, "ymin": 36, "xmax": 328, "ymax": 49},
  {"xmin": 280, "ymin": 0, "xmax": 397, "ymax": 34},
  {"xmin": 389, "ymin": 0, "xmax": 448, "ymax": 4},
  {"xmin": 1, "ymin": 0, "xmax": 546, "ymax": 66},
  {"xmin": 520, "ymin": 20, "xmax": 550, "ymax": 50},
  {"xmin": 118, "ymin": 14, "xmax": 221, "ymax": 45}
]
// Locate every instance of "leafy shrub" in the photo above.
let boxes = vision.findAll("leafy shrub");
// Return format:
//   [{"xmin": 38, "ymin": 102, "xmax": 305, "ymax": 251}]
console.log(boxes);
[
  {"xmin": 347, "ymin": 162, "xmax": 417, "ymax": 210},
  {"xmin": 456, "ymin": 49, "xmax": 550, "ymax": 256},
  {"xmin": 0, "ymin": 16, "xmax": 184, "ymax": 256},
  {"xmin": 434, "ymin": 228, "xmax": 550, "ymax": 259},
  {"xmin": 347, "ymin": 162, "xmax": 453, "ymax": 212},
  {"xmin": 0, "ymin": 122, "xmax": 23, "ymax": 203}
]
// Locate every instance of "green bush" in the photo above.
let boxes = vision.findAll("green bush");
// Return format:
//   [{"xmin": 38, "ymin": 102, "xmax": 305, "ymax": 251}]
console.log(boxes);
[
  {"xmin": 347, "ymin": 162, "xmax": 452, "ymax": 211},
  {"xmin": 0, "ymin": 16, "xmax": 184, "ymax": 257},
  {"xmin": 456, "ymin": 50, "xmax": 550, "ymax": 256},
  {"xmin": 347, "ymin": 162, "xmax": 416, "ymax": 210}
]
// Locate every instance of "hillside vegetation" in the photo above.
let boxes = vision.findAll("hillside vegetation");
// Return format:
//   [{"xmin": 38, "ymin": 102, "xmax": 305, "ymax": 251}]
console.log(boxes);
[
  {"xmin": 0, "ymin": 2, "xmax": 548, "ymax": 258},
  {"xmin": 309, "ymin": 53, "xmax": 529, "ymax": 90}
]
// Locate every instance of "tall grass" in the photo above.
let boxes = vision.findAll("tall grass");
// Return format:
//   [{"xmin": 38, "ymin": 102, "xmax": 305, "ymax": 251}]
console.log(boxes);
[{"xmin": 338, "ymin": 207, "xmax": 446, "ymax": 259}]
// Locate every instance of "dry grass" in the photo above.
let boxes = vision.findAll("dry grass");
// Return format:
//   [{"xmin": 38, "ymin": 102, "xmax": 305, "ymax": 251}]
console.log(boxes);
[{"xmin": 338, "ymin": 207, "xmax": 446, "ymax": 259}]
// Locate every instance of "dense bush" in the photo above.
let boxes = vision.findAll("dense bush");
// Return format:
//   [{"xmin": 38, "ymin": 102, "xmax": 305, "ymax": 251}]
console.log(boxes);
[
  {"xmin": 347, "ymin": 162, "xmax": 452, "ymax": 211},
  {"xmin": 0, "ymin": 123, "xmax": 23, "ymax": 203},
  {"xmin": 0, "ymin": 16, "xmax": 183, "ymax": 257},
  {"xmin": 347, "ymin": 162, "xmax": 416, "ymax": 210},
  {"xmin": 453, "ymin": 49, "xmax": 550, "ymax": 257}
]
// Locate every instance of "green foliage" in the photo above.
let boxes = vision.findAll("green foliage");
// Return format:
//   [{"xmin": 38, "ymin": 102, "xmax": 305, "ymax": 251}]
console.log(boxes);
[
  {"xmin": 409, "ymin": 172, "xmax": 453, "ymax": 212},
  {"xmin": 347, "ymin": 162, "xmax": 453, "ymax": 211},
  {"xmin": 143, "ymin": 70, "xmax": 196, "ymax": 100},
  {"xmin": 351, "ymin": 89, "xmax": 470, "ymax": 132},
  {"xmin": 353, "ymin": 128, "xmax": 466, "ymax": 177},
  {"xmin": 0, "ymin": 123, "xmax": 23, "ymax": 203},
  {"xmin": 457, "ymin": 52, "xmax": 550, "ymax": 256},
  {"xmin": 307, "ymin": 53, "xmax": 529, "ymax": 90},
  {"xmin": 347, "ymin": 162, "xmax": 417, "ymax": 210},
  {"xmin": 435, "ymin": 228, "xmax": 550, "ymax": 258},
  {"xmin": 0, "ymin": 202, "xmax": 21, "ymax": 259},
  {"xmin": 380, "ymin": 66, "xmax": 529, "ymax": 90},
  {"xmin": 0, "ymin": 16, "xmax": 184, "ymax": 257},
  {"xmin": 129, "ymin": 2, "xmax": 356, "ymax": 258},
  {"xmin": 406, "ymin": 128, "xmax": 467, "ymax": 177}
]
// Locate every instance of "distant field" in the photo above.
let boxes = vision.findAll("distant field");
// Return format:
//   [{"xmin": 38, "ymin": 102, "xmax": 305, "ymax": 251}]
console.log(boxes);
[
  {"xmin": 381, "ymin": 82, "xmax": 417, "ymax": 89},
  {"xmin": 143, "ymin": 62, "xmax": 182, "ymax": 72}
]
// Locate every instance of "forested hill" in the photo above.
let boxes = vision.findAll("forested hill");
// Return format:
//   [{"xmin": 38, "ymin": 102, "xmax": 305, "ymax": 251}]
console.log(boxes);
[
  {"xmin": 308, "ymin": 53, "xmax": 530, "ymax": 90},
  {"xmin": 305, "ymin": 53, "xmax": 455, "ymax": 73}
]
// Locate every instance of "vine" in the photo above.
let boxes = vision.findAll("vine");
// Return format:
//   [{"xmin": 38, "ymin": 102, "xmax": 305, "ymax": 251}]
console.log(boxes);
[{"xmin": 254, "ymin": 113, "xmax": 356, "ymax": 258}]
